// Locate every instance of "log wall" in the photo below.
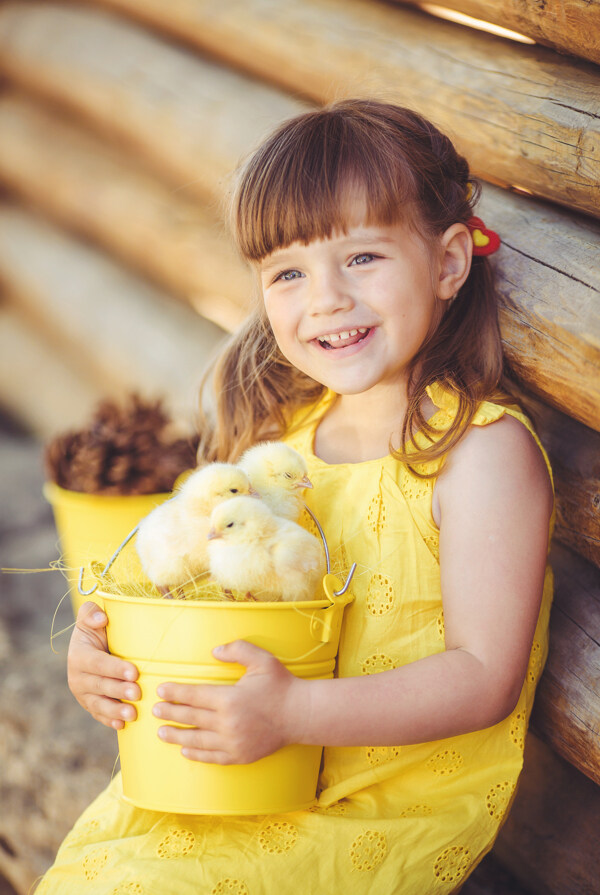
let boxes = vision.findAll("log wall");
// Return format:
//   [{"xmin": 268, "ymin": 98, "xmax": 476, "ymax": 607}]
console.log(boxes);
[
  {"xmin": 396, "ymin": 0, "xmax": 600, "ymax": 65},
  {"xmin": 0, "ymin": 1, "xmax": 598, "ymax": 893}
]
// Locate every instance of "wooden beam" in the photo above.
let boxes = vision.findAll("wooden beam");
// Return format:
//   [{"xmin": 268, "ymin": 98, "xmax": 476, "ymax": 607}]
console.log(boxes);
[
  {"xmin": 532, "ymin": 543, "xmax": 600, "ymax": 785},
  {"xmin": 530, "ymin": 396, "xmax": 600, "ymax": 570},
  {"xmin": 0, "ymin": 2, "xmax": 308, "ymax": 204},
  {"xmin": 478, "ymin": 185, "xmax": 600, "ymax": 434},
  {"xmin": 394, "ymin": 1, "xmax": 600, "ymax": 67},
  {"xmin": 0, "ymin": 304, "xmax": 107, "ymax": 437},
  {"xmin": 71, "ymin": 0, "xmax": 600, "ymax": 219},
  {"xmin": 0, "ymin": 93, "xmax": 252, "ymax": 332},
  {"xmin": 494, "ymin": 732, "xmax": 600, "ymax": 895},
  {"xmin": 0, "ymin": 206, "xmax": 228, "ymax": 430}
]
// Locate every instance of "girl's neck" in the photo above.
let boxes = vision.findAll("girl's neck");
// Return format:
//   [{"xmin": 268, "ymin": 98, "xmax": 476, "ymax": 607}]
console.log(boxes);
[{"xmin": 313, "ymin": 384, "xmax": 440, "ymax": 465}]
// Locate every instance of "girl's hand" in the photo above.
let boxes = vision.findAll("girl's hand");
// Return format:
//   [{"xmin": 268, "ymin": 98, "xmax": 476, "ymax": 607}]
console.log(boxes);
[
  {"xmin": 67, "ymin": 601, "xmax": 141, "ymax": 730},
  {"xmin": 153, "ymin": 641, "xmax": 304, "ymax": 764}
]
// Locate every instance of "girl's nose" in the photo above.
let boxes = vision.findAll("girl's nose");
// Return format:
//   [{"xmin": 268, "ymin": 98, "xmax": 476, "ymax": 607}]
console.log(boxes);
[{"xmin": 308, "ymin": 269, "xmax": 354, "ymax": 315}]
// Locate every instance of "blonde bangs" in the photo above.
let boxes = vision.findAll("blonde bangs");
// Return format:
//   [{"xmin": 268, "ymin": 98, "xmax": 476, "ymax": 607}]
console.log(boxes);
[{"xmin": 231, "ymin": 106, "xmax": 416, "ymax": 262}]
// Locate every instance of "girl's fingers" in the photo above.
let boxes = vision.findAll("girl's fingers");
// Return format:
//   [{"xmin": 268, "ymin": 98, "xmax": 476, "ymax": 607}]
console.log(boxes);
[
  {"xmin": 157, "ymin": 724, "xmax": 227, "ymax": 760},
  {"xmin": 76, "ymin": 601, "xmax": 107, "ymax": 627},
  {"xmin": 83, "ymin": 672, "xmax": 141, "ymax": 703},
  {"xmin": 156, "ymin": 681, "xmax": 223, "ymax": 709},
  {"xmin": 180, "ymin": 747, "xmax": 232, "ymax": 765},
  {"xmin": 152, "ymin": 701, "xmax": 214, "ymax": 728},
  {"xmin": 86, "ymin": 694, "xmax": 137, "ymax": 728},
  {"xmin": 70, "ymin": 646, "xmax": 138, "ymax": 683}
]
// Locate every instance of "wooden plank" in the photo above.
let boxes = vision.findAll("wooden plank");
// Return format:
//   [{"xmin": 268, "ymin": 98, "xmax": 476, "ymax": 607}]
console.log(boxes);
[
  {"xmin": 477, "ymin": 185, "xmax": 600, "ymax": 434},
  {"xmin": 494, "ymin": 732, "xmax": 600, "ymax": 895},
  {"xmin": 0, "ymin": 305, "xmax": 107, "ymax": 437},
  {"xmin": 530, "ymin": 397, "xmax": 600, "ymax": 570},
  {"xmin": 0, "ymin": 93, "xmax": 252, "ymax": 332},
  {"xmin": 532, "ymin": 543, "xmax": 600, "ymax": 785},
  {"xmin": 0, "ymin": 206, "xmax": 228, "ymax": 430},
  {"xmin": 74, "ymin": 0, "xmax": 600, "ymax": 219},
  {"xmin": 395, "ymin": 0, "xmax": 600, "ymax": 66},
  {"xmin": 0, "ymin": 2, "xmax": 308, "ymax": 203}
]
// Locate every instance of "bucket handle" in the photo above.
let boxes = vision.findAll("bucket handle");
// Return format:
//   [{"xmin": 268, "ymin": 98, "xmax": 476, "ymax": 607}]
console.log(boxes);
[
  {"xmin": 78, "ymin": 523, "xmax": 141, "ymax": 596},
  {"xmin": 302, "ymin": 505, "xmax": 357, "ymax": 598},
  {"xmin": 78, "ymin": 502, "xmax": 357, "ymax": 599}
]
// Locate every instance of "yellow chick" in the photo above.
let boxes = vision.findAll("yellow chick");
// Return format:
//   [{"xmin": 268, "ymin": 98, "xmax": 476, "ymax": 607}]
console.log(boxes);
[
  {"xmin": 136, "ymin": 463, "xmax": 254, "ymax": 596},
  {"xmin": 238, "ymin": 442, "xmax": 312, "ymax": 521},
  {"xmin": 207, "ymin": 495, "xmax": 326, "ymax": 602}
]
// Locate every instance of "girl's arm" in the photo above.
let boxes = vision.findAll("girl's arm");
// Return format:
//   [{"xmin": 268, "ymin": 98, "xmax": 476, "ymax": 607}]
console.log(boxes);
[
  {"xmin": 153, "ymin": 415, "xmax": 554, "ymax": 763},
  {"xmin": 67, "ymin": 602, "xmax": 141, "ymax": 729}
]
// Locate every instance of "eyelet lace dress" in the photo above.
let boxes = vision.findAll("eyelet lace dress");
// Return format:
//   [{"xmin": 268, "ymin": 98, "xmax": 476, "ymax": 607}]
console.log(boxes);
[{"xmin": 37, "ymin": 385, "xmax": 554, "ymax": 895}]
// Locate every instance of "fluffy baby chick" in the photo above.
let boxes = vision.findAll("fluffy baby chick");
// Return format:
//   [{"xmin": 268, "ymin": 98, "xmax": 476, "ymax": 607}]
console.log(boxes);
[
  {"xmin": 238, "ymin": 442, "xmax": 312, "ymax": 521},
  {"xmin": 136, "ymin": 463, "xmax": 253, "ymax": 596},
  {"xmin": 207, "ymin": 495, "xmax": 325, "ymax": 602}
]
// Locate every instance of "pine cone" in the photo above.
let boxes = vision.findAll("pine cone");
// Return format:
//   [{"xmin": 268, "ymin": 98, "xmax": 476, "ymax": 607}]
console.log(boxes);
[{"xmin": 44, "ymin": 395, "xmax": 198, "ymax": 495}]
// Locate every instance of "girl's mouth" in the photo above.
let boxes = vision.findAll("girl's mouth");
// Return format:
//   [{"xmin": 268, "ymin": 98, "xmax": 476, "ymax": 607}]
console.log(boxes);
[{"xmin": 317, "ymin": 327, "xmax": 371, "ymax": 349}]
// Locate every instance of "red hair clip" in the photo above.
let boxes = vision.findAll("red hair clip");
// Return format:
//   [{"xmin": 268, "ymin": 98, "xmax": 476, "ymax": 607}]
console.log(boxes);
[{"xmin": 466, "ymin": 216, "xmax": 500, "ymax": 256}]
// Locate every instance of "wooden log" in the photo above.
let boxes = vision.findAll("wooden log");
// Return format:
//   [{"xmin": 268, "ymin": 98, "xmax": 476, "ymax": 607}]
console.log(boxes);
[
  {"xmin": 532, "ymin": 543, "xmax": 600, "ymax": 785},
  {"xmin": 0, "ymin": 1, "xmax": 308, "ymax": 204},
  {"xmin": 0, "ymin": 93, "xmax": 252, "ymax": 332},
  {"xmin": 494, "ymin": 732, "xmax": 600, "ymax": 895},
  {"xmin": 77, "ymin": 0, "xmax": 600, "ymax": 219},
  {"xmin": 0, "ymin": 305, "xmax": 107, "ymax": 437},
  {"xmin": 530, "ymin": 397, "xmax": 600, "ymax": 570},
  {"xmin": 0, "ymin": 206, "xmax": 228, "ymax": 430},
  {"xmin": 394, "ymin": 0, "xmax": 600, "ymax": 66},
  {"xmin": 477, "ymin": 185, "xmax": 600, "ymax": 434}
]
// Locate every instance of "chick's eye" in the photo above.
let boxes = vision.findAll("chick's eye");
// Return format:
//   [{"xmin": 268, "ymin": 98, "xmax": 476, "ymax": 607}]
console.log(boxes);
[
  {"xmin": 230, "ymin": 488, "xmax": 238, "ymax": 494},
  {"xmin": 226, "ymin": 522, "xmax": 234, "ymax": 529},
  {"xmin": 284, "ymin": 472, "xmax": 293, "ymax": 479}
]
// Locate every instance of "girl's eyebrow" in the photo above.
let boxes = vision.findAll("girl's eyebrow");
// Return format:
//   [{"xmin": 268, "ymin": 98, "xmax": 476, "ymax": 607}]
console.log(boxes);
[
  {"xmin": 259, "ymin": 255, "xmax": 295, "ymax": 275},
  {"xmin": 259, "ymin": 230, "xmax": 400, "ymax": 275}
]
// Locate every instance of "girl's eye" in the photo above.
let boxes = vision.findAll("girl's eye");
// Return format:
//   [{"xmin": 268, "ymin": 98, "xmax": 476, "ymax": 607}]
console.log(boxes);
[
  {"xmin": 275, "ymin": 269, "xmax": 303, "ymax": 282},
  {"xmin": 350, "ymin": 253, "xmax": 376, "ymax": 266}
]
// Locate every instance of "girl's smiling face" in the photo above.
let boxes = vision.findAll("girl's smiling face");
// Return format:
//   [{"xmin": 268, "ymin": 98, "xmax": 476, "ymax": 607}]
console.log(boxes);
[{"xmin": 259, "ymin": 219, "xmax": 465, "ymax": 399}]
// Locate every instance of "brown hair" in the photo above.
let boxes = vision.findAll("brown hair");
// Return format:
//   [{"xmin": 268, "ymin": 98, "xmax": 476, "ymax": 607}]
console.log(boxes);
[{"xmin": 197, "ymin": 99, "xmax": 515, "ymax": 469}]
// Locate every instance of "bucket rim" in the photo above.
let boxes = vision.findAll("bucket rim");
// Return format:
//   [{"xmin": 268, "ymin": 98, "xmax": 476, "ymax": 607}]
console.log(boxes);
[
  {"xmin": 43, "ymin": 481, "xmax": 170, "ymax": 505},
  {"xmin": 98, "ymin": 587, "xmax": 339, "ymax": 611}
]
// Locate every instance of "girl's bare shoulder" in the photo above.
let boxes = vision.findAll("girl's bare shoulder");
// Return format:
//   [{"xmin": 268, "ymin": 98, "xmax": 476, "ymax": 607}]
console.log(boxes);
[{"xmin": 432, "ymin": 413, "xmax": 553, "ymax": 526}]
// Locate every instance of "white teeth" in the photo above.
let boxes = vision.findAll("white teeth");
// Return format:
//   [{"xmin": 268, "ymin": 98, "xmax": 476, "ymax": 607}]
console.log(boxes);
[{"xmin": 319, "ymin": 327, "xmax": 369, "ymax": 344}]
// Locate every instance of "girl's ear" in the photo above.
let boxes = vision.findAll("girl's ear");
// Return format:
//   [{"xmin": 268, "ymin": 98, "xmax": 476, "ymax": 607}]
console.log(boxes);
[{"xmin": 436, "ymin": 223, "xmax": 473, "ymax": 301}]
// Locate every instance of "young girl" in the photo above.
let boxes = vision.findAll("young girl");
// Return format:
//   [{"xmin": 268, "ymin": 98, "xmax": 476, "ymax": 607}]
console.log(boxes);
[{"xmin": 40, "ymin": 99, "xmax": 554, "ymax": 894}]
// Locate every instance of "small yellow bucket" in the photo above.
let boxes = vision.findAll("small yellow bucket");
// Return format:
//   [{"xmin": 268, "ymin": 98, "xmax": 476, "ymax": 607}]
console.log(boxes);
[
  {"xmin": 43, "ymin": 482, "xmax": 170, "ymax": 615},
  {"xmin": 101, "ymin": 576, "xmax": 353, "ymax": 815}
]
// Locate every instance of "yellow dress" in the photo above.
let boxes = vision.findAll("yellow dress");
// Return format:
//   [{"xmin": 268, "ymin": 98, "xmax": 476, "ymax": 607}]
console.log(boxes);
[{"xmin": 37, "ymin": 386, "xmax": 554, "ymax": 895}]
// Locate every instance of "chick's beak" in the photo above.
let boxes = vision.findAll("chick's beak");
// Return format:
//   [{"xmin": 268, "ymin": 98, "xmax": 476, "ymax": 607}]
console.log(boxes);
[
  {"xmin": 207, "ymin": 528, "xmax": 221, "ymax": 540},
  {"xmin": 294, "ymin": 475, "xmax": 313, "ymax": 490}
]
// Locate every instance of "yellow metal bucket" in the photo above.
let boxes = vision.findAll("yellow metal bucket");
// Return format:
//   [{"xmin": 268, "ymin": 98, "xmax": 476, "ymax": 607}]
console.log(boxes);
[
  {"xmin": 43, "ymin": 482, "xmax": 170, "ymax": 615},
  {"xmin": 101, "ymin": 575, "xmax": 353, "ymax": 815}
]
